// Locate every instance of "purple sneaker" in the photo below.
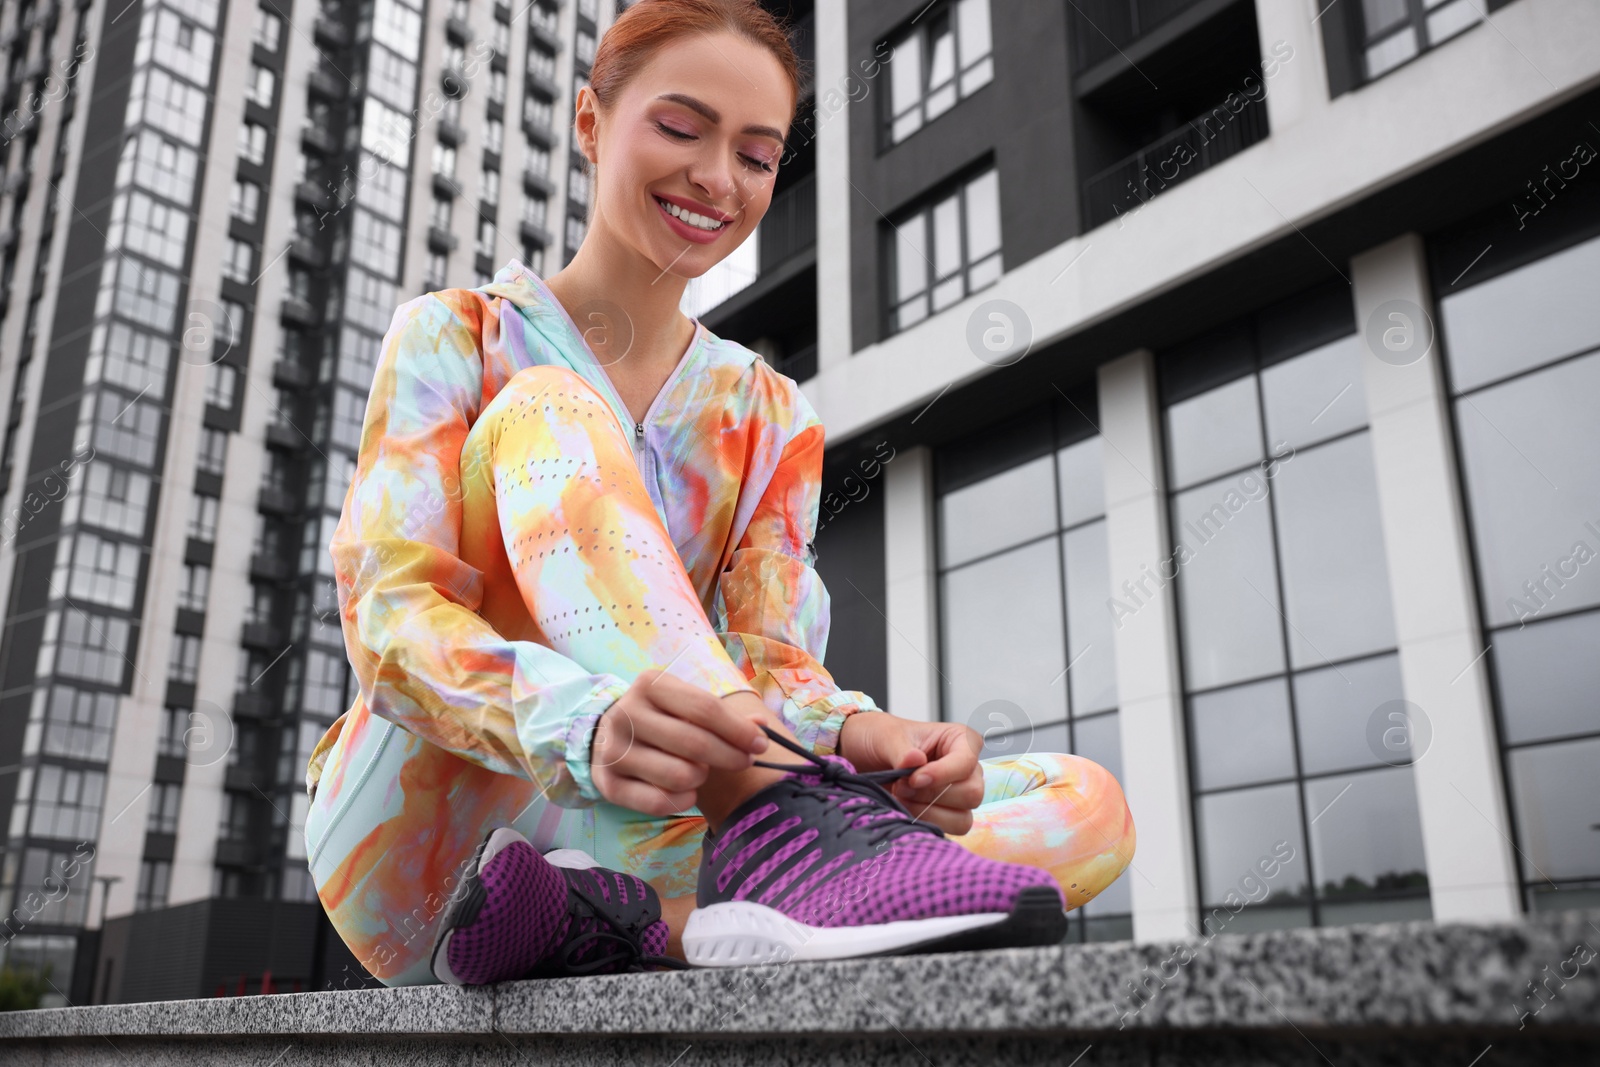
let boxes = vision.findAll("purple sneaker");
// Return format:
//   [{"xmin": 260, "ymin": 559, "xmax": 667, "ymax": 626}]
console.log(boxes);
[
  {"xmin": 682, "ymin": 727, "xmax": 1066, "ymax": 966},
  {"xmin": 430, "ymin": 827, "xmax": 681, "ymax": 984}
]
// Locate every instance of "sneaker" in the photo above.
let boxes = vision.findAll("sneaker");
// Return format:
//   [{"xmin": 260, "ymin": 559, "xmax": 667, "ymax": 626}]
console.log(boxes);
[
  {"xmin": 430, "ymin": 826, "xmax": 682, "ymax": 984},
  {"xmin": 682, "ymin": 727, "xmax": 1067, "ymax": 966}
]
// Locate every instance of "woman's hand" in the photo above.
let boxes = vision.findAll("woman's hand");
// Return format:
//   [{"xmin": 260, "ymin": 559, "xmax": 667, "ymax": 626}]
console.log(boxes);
[
  {"xmin": 589, "ymin": 670, "xmax": 769, "ymax": 816},
  {"xmin": 836, "ymin": 713, "xmax": 986, "ymax": 834}
]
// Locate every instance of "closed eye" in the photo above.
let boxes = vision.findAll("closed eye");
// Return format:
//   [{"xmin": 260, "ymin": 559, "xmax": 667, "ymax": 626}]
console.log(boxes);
[{"xmin": 655, "ymin": 121, "xmax": 775, "ymax": 173}]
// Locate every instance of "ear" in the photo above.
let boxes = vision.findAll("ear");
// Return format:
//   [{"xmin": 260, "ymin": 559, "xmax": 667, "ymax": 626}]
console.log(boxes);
[{"xmin": 572, "ymin": 85, "xmax": 600, "ymax": 167}]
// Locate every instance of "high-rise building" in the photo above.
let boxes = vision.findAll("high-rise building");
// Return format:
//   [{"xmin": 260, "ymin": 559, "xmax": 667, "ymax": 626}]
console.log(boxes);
[{"xmin": 0, "ymin": 0, "xmax": 633, "ymax": 1005}]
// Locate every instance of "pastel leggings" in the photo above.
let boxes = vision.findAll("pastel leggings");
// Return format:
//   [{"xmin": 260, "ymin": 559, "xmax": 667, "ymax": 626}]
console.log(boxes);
[{"xmin": 303, "ymin": 366, "xmax": 1137, "ymax": 987}]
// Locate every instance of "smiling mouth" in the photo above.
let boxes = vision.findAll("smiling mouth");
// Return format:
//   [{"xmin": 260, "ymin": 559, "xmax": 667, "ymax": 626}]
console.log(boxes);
[{"xmin": 654, "ymin": 196, "xmax": 729, "ymax": 232}]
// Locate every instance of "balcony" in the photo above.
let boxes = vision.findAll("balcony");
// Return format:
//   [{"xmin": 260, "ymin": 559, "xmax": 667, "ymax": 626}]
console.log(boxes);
[
  {"xmin": 272, "ymin": 359, "xmax": 313, "ymax": 390},
  {"xmin": 214, "ymin": 839, "xmax": 256, "ymax": 868},
  {"xmin": 257, "ymin": 484, "xmax": 298, "ymax": 515},
  {"xmin": 313, "ymin": 15, "xmax": 349, "ymax": 48},
  {"xmin": 233, "ymin": 691, "xmax": 274, "ymax": 719},
  {"xmin": 528, "ymin": 16, "xmax": 560, "ymax": 51},
  {"xmin": 264, "ymin": 422, "xmax": 307, "ymax": 453},
  {"xmin": 522, "ymin": 117, "xmax": 553, "ymax": 149},
  {"xmin": 519, "ymin": 219, "xmax": 549, "ymax": 246},
  {"xmin": 525, "ymin": 65, "xmax": 558, "ymax": 100},
  {"xmin": 249, "ymin": 552, "xmax": 293, "ymax": 581},
  {"xmin": 758, "ymin": 172, "xmax": 815, "ymax": 274},
  {"xmin": 223, "ymin": 762, "xmax": 256, "ymax": 792},
  {"xmin": 306, "ymin": 66, "xmax": 346, "ymax": 100},
  {"xmin": 523, "ymin": 168, "xmax": 554, "ymax": 198},
  {"xmin": 427, "ymin": 225, "xmax": 459, "ymax": 254},
  {"xmin": 445, "ymin": 15, "xmax": 471, "ymax": 44},
  {"xmin": 1081, "ymin": 91, "xmax": 1268, "ymax": 231},
  {"xmin": 288, "ymin": 235, "xmax": 327, "ymax": 268},
  {"xmin": 437, "ymin": 118, "xmax": 465, "ymax": 147},
  {"xmin": 1069, "ymin": 0, "xmax": 1217, "ymax": 71},
  {"xmin": 294, "ymin": 180, "xmax": 333, "ymax": 212},
  {"xmin": 432, "ymin": 172, "xmax": 463, "ymax": 199},
  {"xmin": 300, "ymin": 125, "xmax": 338, "ymax": 155},
  {"xmin": 279, "ymin": 297, "xmax": 317, "ymax": 327}
]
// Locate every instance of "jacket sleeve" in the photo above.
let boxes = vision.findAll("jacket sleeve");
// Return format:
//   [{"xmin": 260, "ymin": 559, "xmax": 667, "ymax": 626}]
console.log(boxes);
[
  {"xmin": 712, "ymin": 413, "xmax": 883, "ymax": 757},
  {"xmin": 325, "ymin": 292, "xmax": 628, "ymax": 807}
]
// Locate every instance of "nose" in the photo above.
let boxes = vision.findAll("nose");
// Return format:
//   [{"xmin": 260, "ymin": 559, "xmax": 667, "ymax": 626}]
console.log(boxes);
[{"xmin": 686, "ymin": 146, "xmax": 738, "ymax": 213}]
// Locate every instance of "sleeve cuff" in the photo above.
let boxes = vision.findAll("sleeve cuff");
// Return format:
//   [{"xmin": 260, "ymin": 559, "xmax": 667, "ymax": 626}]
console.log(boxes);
[
  {"xmin": 558, "ymin": 677, "xmax": 631, "ymax": 805},
  {"xmin": 787, "ymin": 689, "xmax": 882, "ymax": 757}
]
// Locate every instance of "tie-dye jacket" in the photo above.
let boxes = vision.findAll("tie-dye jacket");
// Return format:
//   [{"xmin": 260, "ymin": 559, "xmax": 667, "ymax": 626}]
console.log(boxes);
[{"xmin": 305, "ymin": 260, "xmax": 880, "ymax": 806}]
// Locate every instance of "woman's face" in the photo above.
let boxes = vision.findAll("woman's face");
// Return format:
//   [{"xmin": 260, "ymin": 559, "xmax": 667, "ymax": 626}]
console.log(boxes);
[{"xmin": 577, "ymin": 31, "xmax": 792, "ymax": 280}]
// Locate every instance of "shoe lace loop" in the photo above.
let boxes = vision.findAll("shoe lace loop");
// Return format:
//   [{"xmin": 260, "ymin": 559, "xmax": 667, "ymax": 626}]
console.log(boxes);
[{"xmin": 751, "ymin": 726, "xmax": 945, "ymax": 846}]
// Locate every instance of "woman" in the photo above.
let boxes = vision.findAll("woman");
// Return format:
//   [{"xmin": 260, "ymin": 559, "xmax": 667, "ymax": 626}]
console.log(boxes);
[{"xmin": 303, "ymin": 0, "xmax": 1134, "ymax": 987}]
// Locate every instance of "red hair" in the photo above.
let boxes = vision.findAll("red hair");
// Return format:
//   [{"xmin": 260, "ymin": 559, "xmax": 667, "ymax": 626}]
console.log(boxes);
[{"xmin": 588, "ymin": 0, "xmax": 803, "ymax": 123}]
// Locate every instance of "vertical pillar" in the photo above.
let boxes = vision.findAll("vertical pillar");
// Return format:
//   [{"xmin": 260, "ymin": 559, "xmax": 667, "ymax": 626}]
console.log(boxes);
[
  {"xmin": 882, "ymin": 446, "xmax": 939, "ymax": 723},
  {"xmin": 813, "ymin": 0, "xmax": 853, "ymax": 375},
  {"xmin": 1251, "ymin": 0, "xmax": 1330, "ymax": 134},
  {"xmin": 1098, "ymin": 349, "xmax": 1199, "ymax": 941},
  {"xmin": 1352, "ymin": 234, "xmax": 1522, "ymax": 921}
]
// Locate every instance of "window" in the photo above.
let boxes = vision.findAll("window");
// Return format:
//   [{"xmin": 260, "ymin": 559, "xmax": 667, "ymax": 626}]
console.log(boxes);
[
  {"xmin": 38, "ymin": 609, "xmax": 133, "ymax": 686},
  {"xmin": 222, "ymin": 238, "xmax": 254, "ymax": 283},
  {"xmin": 136, "ymin": 859, "xmax": 171, "ymax": 911},
  {"xmin": 29, "ymin": 685, "xmax": 118, "ymax": 762},
  {"xmin": 230, "ymin": 179, "xmax": 261, "ymax": 223},
  {"xmin": 372, "ymin": 0, "xmax": 423, "ymax": 62},
  {"xmin": 887, "ymin": 167, "xmax": 1000, "ymax": 334},
  {"xmin": 481, "ymin": 168, "xmax": 500, "ymax": 205},
  {"xmin": 490, "ymin": 20, "xmax": 509, "ymax": 55},
  {"xmin": 27, "ymin": 764, "xmax": 107, "ymax": 840},
  {"xmin": 485, "ymin": 117, "xmax": 503, "ymax": 154},
  {"xmin": 118, "ymin": 130, "xmax": 199, "ymax": 205},
  {"xmin": 431, "ymin": 196, "xmax": 453, "ymax": 230},
  {"xmin": 525, "ymin": 143, "xmax": 550, "ymax": 179},
  {"xmin": 566, "ymin": 215, "xmax": 587, "ymax": 253},
  {"xmin": 79, "ymin": 389, "xmax": 163, "ymax": 468},
  {"xmin": 523, "ymin": 196, "xmax": 546, "ymax": 228},
  {"xmin": 10, "ymin": 849, "xmax": 96, "ymax": 926},
  {"xmin": 147, "ymin": 782, "xmax": 181, "ymax": 834},
  {"xmin": 86, "ymin": 322, "xmax": 172, "ymax": 399},
  {"xmin": 523, "ymin": 244, "xmax": 545, "ymax": 275},
  {"xmin": 350, "ymin": 208, "xmax": 403, "ymax": 278},
  {"xmin": 1438, "ymin": 231, "xmax": 1600, "ymax": 915},
  {"xmin": 527, "ymin": 47, "xmax": 555, "ymax": 83},
  {"xmin": 568, "ymin": 165, "xmax": 591, "ymax": 208},
  {"xmin": 55, "ymin": 531, "xmax": 141, "ymax": 610},
  {"xmin": 330, "ymin": 388, "xmax": 366, "ymax": 451},
  {"xmin": 886, "ymin": 0, "xmax": 992, "ymax": 144},
  {"xmin": 62, "ymin": 463, "xmax": 153, "ymax": 537},
  {"xmin": 576, "ymin": 29, "xmax": 596, "ymax": 67},
  {"xmin": 426, "ymin": 251, "xmax": 447, "ymax": 288},
  {"xmin": 218, "ymin": 298, "xmax": 247, "ymax": 350},
  {"xmin": 169, "ymin": 633, "xmax": 201, "ymax": 684},
  {"xmin": 253, "ymin": 5, "xmax": 282, "ymax": 51},
  {"xmin": 345, "ymin": 269, "xmax": 397, "ymax": 333},
  {"xmin": 524, "ymin": 96, "xmax": 553, "ymax": 131},
  {"xmin": 157, "ymin": 706, "xmax": 188, "ymax": 758},
  {"xmin": 490, "ymin": 68, "xmax": 506, "ymax": 104},
  {"xmin": 247, "ymin": 64, "xmax": 276, "ymax": 108},
  {"xmin": 477, "ymin": 218, "xmax": 496, "ymax": 257},
  {"xmin": 139, "ymin": 7, "xmax": 215, "ymax": 84},
  {"xmin": 205, "ymin": 361, "xmax": 238, "ymax": 409},
  {"xmin": 1159, "ymin": 284, "xmax": 1427, "ymax": 932},
  {"xmin": 1354, "ymin": 0, "xmax": 1481, "ymax": 82},
  {"xmin": 365, "ymin": 44, "xmax": 418, "ymax": 109},
  {"xmin": 178, "ymin": 561, "xmax": 210, "ymax": 612},
  {"xmin": 238, "ymin": 121, "xmax": 268, "ymax": 165},
  {"xmin": 108, "ymin": 191, "xmax": 189, "ymax": 267},
  {"xmin": 935, "ymin": 390, "xmax": 1128, "ymax": 940},
  {"xmin": 105, "ymin": 256, "xmax": 183, "ymax": 331},
  {"xmin": 188, "ymin": 492, "xmax": 219, "ymax": 541},
  {"xmin": 357, "ymin": 154, "xmax": 409, "ymax": 221},
  {"xmin": 197, "ymin": 427, "xmax": 228, "ymax": 476},
  {"xmin": 433, "ymin": 142, "xmax": 457, "ymax": 178},
  {"xmin": 129, "ymin": 68, "xmax": 209, "ymax": 145},
  {"xmin": 302, "ymin": 649, "xmax": 348, "ymax": 715}
]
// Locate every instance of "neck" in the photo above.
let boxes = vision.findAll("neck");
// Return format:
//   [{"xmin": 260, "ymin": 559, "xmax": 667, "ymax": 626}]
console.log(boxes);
[{"xmin": 544, "ymin": 213, "xmax": 695, "ymax": 372}]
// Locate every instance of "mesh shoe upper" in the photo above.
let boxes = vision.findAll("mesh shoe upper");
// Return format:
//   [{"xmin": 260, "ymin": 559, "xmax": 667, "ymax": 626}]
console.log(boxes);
[{"xmin": 696, "ymin": 728, "xmax": 1063, "ymax": 928}]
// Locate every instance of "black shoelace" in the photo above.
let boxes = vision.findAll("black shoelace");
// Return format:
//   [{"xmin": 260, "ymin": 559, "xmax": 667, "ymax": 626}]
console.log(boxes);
[
  {"xmin": 539, "ymin": 869, "xmax": 690, "ymax": 976},
  {"xmin": 752, "ymin": 726, "xmax": 947, "ymax": 847}
]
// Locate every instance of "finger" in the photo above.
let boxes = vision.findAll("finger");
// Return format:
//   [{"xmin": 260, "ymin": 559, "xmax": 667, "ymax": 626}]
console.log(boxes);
[
  {"xmin": 895, "ymin": 773, "xmax": 985, "ymax": 812},
  {"xmin": 611, "ymin": 744, "xmax": 711, "ymax": 795},
  {"xmin": 606, "ymin": 777, "xmax": 696, "ymax": 818},
  {"xmin": 645, "ymin": 677, "xmax": 767, "ymax": 752},
  {"xmin": 631, "ymin": 708, "xmax": 756, "ymax": 772},
  {"xmin": 914, "ymin": 744, "xmax": 979, "ymax": 790}
]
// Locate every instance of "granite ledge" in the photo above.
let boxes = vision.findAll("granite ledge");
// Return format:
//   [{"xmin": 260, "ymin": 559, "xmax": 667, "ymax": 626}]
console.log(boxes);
[{"xmin": 0, "ymin": 909, "xmax": 1595, "ymax": 1043}]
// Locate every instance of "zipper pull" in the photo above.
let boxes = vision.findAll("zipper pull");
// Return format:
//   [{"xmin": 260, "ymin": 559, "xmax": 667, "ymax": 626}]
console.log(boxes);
[{"xmin": 634, "ymin": 422, "xmax": 644, "ymax": 437}]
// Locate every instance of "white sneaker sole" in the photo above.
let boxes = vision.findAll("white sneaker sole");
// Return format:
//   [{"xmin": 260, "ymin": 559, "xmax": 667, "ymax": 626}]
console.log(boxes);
[{"xmin": 682, "ymin": 901, "xmax": 1009, "ymax": 967}]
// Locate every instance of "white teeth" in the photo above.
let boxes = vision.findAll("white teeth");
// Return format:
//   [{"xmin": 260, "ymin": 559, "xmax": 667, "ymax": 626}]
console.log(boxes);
[{"xmin": 657, "ymin": 197, "xmax": 725, "ymax": 231}]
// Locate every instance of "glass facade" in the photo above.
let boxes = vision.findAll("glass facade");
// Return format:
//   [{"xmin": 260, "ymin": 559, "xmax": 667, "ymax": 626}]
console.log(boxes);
[
  {"xmin": 1159, "ymin": 284, "xmax": 1430, "ymax": 931},
  {"xmin": 1439, "ymin": 230, "xmax": 1600, "ymax": 915},
  {"xmin": 935, "ymin": 387, "xmax": 1130, "ymax": 940}
]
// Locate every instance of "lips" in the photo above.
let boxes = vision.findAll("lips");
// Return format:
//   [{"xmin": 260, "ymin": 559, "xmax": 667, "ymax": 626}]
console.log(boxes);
[{"xmin": 649, "ymin": 195, "xmax": 726, "ymax": 244}]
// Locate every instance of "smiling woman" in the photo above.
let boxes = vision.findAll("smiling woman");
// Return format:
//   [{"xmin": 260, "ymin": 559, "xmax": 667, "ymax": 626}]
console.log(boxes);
[{"xmin": 303, "ymin": 0, "xmax": 1133, "ymax": 989}]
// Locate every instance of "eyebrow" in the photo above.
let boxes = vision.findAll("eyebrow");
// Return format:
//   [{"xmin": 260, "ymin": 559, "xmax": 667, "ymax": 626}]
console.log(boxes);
[{"xmin": 654, "ymin": 92, "xmax": 787, "ymax": 144}]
